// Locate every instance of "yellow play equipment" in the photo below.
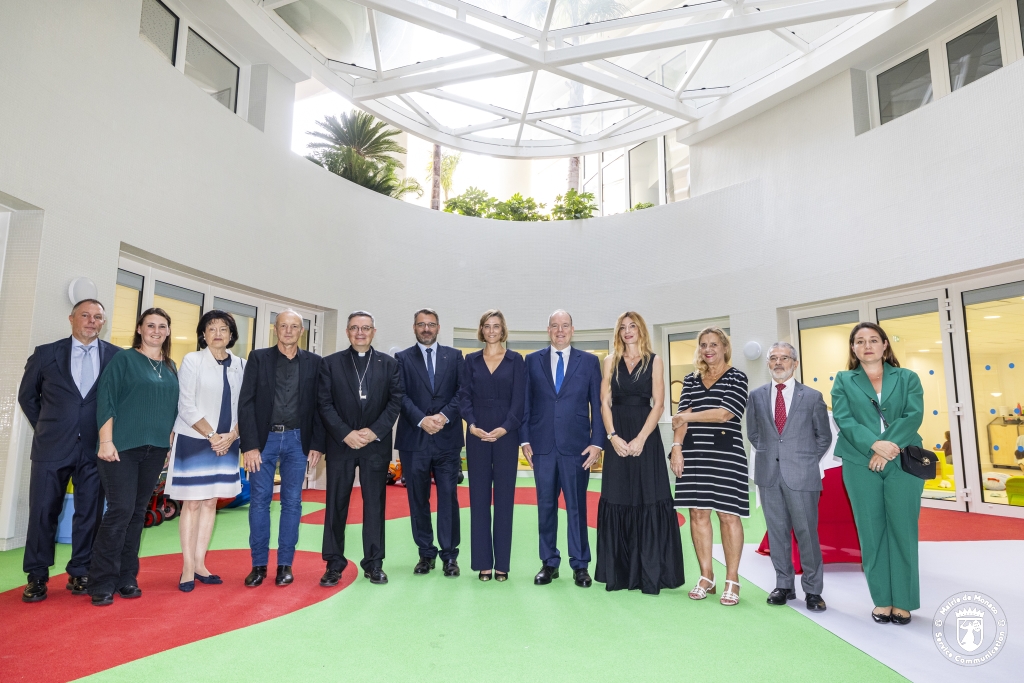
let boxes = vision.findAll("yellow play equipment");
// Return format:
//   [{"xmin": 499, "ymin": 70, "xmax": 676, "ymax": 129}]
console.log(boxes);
[
  {"xmin": 1006, "ymin": 477, "xmax": 1024, "ymax": 506},
  {"xmin": 923, "ymin": 457, "xmax": 956, "ymax": 491}
]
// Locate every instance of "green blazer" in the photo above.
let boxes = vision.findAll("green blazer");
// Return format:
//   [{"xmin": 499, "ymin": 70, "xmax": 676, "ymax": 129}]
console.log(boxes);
[{"xmin": 831, "ymin": 363, "xmax": 923, "ymax": 468}]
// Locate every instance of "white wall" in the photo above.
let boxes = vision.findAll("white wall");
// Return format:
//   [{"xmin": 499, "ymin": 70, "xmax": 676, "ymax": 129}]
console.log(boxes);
[{"xmin": 2, "ymin": 1, "xmax": 1024, "ymax": 541}]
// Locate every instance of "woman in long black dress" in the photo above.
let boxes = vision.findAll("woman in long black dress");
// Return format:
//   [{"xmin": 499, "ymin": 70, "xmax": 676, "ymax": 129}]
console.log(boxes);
[{"xmin": 595, "ymin": 311, "xmax": 684, "ymax": 594}]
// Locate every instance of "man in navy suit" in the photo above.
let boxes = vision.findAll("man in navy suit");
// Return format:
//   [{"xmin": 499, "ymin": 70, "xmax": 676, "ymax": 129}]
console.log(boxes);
[
  {"xmin": 395, "ymin": 309, "xmax": 464, "ymax": 577},
  {"xmin": 17, "ymin": 299, "xmax": 120, "ymax": 602},
  {"xmin": 521, "ymin": 310, "xmax": 605, "ymax": 588}
]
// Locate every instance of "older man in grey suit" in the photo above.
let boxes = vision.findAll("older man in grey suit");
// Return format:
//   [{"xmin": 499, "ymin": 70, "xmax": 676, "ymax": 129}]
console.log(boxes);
[{"xmin": 747, "ymin": 342, "xmax": 832, "ymax": 612}]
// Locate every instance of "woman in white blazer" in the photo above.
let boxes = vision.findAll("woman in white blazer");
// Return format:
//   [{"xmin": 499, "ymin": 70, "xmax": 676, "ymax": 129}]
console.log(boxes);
[{"xmin": 166, "ymin": 311, "xmax": 245, "ymax": 591}]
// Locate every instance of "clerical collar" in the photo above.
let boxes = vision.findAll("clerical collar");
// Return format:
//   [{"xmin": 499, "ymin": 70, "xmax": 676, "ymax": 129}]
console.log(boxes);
[{"xmin": 358, "ymin": 352, "xmax": 366, "ymax": 357}]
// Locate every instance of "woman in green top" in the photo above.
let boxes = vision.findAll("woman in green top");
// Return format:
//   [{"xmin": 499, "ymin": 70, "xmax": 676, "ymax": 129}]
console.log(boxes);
[
  {"xmin": 87, "ymin": 308, "xmax": 179, "ymax": 606},
  {"xmin": 831, "ymin": 322, "xmax": 924, "ymax": 626}
]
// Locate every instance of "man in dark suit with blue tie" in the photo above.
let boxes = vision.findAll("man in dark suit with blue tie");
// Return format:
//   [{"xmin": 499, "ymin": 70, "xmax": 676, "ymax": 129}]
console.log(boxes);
[
  {"xmin": 395, "ymin": 309, "xmax": 464, "ymax": 577},
  {"xmin": 17, "ymin": 299, "xmax": 120, "ymax": 602},
  {"xmin": 521, "ymin": 310, "xmax": 605, "ymax": 588}
]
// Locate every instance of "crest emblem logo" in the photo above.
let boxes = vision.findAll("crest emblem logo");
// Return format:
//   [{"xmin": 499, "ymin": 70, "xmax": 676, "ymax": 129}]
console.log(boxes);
[{"xmin": 933, "ymin": 592, "xmax": 1008, "ymax": 667}]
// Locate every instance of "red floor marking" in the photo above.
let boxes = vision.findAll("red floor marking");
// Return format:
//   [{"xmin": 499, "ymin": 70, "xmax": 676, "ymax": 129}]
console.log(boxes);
[
  {"xmin": 919, "ymin": 506, "xmax": 1024, "ymax": 541},
  {"xmin": 0, "ymin": 550, "xmax": 355, "ymax": 683},
  {"xmin": 298, "ymin": 486, "xmax": 685, "ymax": 528}
]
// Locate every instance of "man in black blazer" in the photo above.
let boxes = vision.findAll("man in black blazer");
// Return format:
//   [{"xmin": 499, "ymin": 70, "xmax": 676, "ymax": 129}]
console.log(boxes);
[
  {"xmin": 395, "ymin": 309, "xmax": 464, "ymax": 577},
  {"xmin": 238, "ymin": 310, "xmax": 326, "ymax": 588},
  {"xmin": 18, "ymin": 299, "xmax": 120, "ymax": 602},
  {"xmin": 318, "ymin": 311, "xmax": 403, "ymax": 587}
]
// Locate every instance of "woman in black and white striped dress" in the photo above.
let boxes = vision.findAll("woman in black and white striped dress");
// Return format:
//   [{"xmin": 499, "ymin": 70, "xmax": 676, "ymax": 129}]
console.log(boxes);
[{"xmin": 670, "ymin": 327, "xmax": 749, "ymax": 606}]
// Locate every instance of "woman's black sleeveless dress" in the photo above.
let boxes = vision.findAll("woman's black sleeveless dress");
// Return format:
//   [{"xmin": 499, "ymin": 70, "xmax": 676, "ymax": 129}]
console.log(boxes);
[{"xmin": 595, "ymin": 355, "xmax": 685, "ymax": 594}]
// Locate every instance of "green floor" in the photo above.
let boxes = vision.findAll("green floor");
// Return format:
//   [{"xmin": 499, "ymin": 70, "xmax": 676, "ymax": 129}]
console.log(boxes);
[{"xmin": 0, "ymin": 483, "xmax": 905, "ymax": 682}]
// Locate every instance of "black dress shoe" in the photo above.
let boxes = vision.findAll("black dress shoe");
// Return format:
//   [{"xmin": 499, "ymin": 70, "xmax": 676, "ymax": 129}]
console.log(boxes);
[
  {"xmin": 91, "ymin": 592, "xmax": 114, "ymax": 607},
  {"xmin": 478, "ymin": 571, "xmax": 492, "ymax": 582},
  {"xmin": 117, "ymin": 585, "xmax": 142, "ymax": 599},
  {"xmin": 871, "ymin": 610, "xmax": 892, "ymax": 624},
  {"xmin": 66, "ymin": 576, "xmax": 89, "ymax": 595},
  {"xmin": 805, "ymin": 594, "xmax": 826, "ymax": 612},
  {"xmin": 534, "ymin": 565, "xmax": 559, "ymax": 585},
  {"xmin": 320, "ymin": 568, "xmax": 342, "ymax": 587},
  {"xmin": 245, "ymin": 566, "xmax": 268, "ymax": 587},
  {"xmin": 364, "ymin": 568, "xmax": 388, "ymax": 584},
  {"xmin": 443, "ymin": 560, "xmax": 460, "ymax": 577},
  {"xmin": 767, "ymin": 588, "xmax": 797, "ymax": 605},
  {"xmin": 22, "ymin": 578, "xmax": 47, "ymax": 603},
  {"xmin": 573, "ymin": 569, "xmax": 592, "ymax": 588},
  {"xmin": 275, "ymin": 565, "xmax": 294, "ymax": 586},
  {"xmin": 178, "ymin": 577, "xmax": 195, "ymax": 593},
  {"xmin": 494, "ymin": 571, "xmax": 508, "ymax": 582},
  {"xmin": 890, "ymin": 611, "xmax": 912, "ymax": 625},
  {"xmin": 414, "ymin": 557, "xmax": 436, "ymax": 575}
]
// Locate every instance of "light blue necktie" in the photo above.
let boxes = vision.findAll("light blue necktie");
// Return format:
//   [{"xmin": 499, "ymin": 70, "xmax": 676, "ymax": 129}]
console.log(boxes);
[
  {"xmin": 79, "ymin": 345, "xmax": 95, "ymax": 397},
  {"xmin": 425, "ymin": 347, "xmax": 435, "ymax": 392},
  {"xmin": 555, "ymin": 351, "xmax": 564, "ymax": 394}
]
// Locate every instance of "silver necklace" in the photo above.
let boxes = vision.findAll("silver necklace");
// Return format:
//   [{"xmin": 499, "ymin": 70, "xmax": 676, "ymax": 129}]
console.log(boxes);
[
  {"xmin": 351, "ymin": 349, "xmax": 372, "ymax": 399},
  {"xmin": 146, "ymin": 355, "xmax": 163, "ymax": 378}
]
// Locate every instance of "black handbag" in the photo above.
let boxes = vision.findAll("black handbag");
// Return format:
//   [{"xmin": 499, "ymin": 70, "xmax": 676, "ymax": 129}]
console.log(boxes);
[{"xmin": 870, "ymin": 399, "xmax": 937, "ymax": 480}]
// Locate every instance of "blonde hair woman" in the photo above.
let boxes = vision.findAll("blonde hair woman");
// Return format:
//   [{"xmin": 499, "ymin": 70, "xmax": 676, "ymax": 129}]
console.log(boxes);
[
  {"xmin": 595, "ymin": 312, "xmax": 684, "ymax": 594},
  {"xmin": 456, "ymin": 310, "xmax": 525, "ymax": 581},
  {"xmin": 670, "ymin": 326, "xmax": 749, "ymax": 605}
]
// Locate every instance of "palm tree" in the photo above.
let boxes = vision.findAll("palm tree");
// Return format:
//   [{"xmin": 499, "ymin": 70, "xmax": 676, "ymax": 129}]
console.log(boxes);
[
  {"xmin": 426, "ymin": 150, "xmax": 462, "ymax": 202},
  {"xmin": 307, "ymin": 110, "xmax": 406, "ymax": 163},
  {"xmin": 306, "ymin": 110, "xmax": 422, "ymax": 200}
]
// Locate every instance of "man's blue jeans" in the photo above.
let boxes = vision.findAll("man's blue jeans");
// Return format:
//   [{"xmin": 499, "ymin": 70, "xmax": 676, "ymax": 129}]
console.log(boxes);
[{"xmin": 249, "ymin": 429, "xmax": 306, "ymax": 567}]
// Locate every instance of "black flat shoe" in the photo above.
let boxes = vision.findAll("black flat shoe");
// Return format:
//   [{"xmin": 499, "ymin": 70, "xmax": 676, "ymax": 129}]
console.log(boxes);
[
  {"xmin": 494, "ymin": 572, "xmax": 508, "ymax": 582},
  {"xmin": 178, "ymin": 577, "xmax": 195, "ymax": 593},
  {"xmin": 117, "ymin": 585, "xmax": 142, "ymax": 599},
  {"xmin": 534, "ymin": 565, "xmax": 559, "ymax": 585},
  {"xmin": 414, "ymin": 557, "xmax": 436, "ymax": 575},
  {"xmin": 805, "ymin": 594, "xmax": 826, "ymax": 612},
  {"xmin": 91, "ymin": 592, "xmax": 114, "ymax": 607},
  {"xmin": 275, "ymin": 565, "xmax": 293, "ymax": 586},
  {"xmin": 573, "ymin": 569, "xmax": 592, "ymax": 588},
  {"xmin": 890, "ymin": 612, "xmax": 912, "ymax": 625},
  {"xmin": 66, "ymin": 576, "xmax": 89, "ymax": 595},
  {"xmin": 245, "ymin": 566, "xmax": 267, "ymax": 587},
  {"xmin": 364, "ymin": 568, "xmax": 388, "ymax": 584},
  {"xmin": 320, "ymin": 568, "xmax": 342, "ymax": 587},
  {"xmin": 194, "ymin": 573, "xmax": 222, "ymax": 585},
  {"xmin": 22, "ymin": 578, "xmax": 47, "ymax": 603},
  {"xmin": 478, "ymin": 571, "xmax": 492, "ymax": 582},
  {"xmin": 871, "ymin": 610, "xmax": 892, "ymax": 624},
  {"xmin": 443, "ymin": 560, "xmax": 460, "ymax": 577},
  {"xmin": 767, "ymin": 588, "xmax": 796, "ymax": 605}
]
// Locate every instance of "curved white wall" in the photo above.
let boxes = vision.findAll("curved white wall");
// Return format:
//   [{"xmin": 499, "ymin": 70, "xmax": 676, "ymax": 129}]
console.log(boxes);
[{"xmin": 3, "ymin": 1, "xmax": 1024, "ymax": 540}]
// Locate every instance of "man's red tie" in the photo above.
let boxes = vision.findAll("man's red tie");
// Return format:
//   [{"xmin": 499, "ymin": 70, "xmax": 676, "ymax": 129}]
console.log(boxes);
[{"xmin": 775, "ymin": 384, "xmax": 787, "ymax": 434}]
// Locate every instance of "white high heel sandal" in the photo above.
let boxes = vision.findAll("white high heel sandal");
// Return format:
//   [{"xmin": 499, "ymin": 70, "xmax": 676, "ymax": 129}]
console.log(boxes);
[
  {"xmin": 720, "ymin": 580, "xmax": 740, "ymax": 606},
  {"xmin": 688, "ymin": 575, "xmax": 716, "ymax": 600}
]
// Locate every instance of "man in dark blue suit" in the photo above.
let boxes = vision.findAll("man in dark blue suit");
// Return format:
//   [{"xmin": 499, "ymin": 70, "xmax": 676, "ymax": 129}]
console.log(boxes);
[
  {"xmin": 17, "ymin": 299, "xmax": 120, "ymax": 602},
  {"xmin": 521, "ymin": 310, "xmax": 605, "ymax": 588},
  {"xmin": 395, "ymin": 309, "xmax": 464, "ymax": 577}
]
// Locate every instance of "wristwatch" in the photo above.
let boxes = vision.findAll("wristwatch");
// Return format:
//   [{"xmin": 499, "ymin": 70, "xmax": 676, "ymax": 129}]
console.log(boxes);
[
  {"xmin": 206, "ymin": 431, "xmax": 216, "ymax": 440},
  {"xmin": 608, "ymin": 431, "xmax": 617, "ymax": 438},
  {"xmin": 671, "ymin": 443, "xmax": 683, "ymax": 449}
]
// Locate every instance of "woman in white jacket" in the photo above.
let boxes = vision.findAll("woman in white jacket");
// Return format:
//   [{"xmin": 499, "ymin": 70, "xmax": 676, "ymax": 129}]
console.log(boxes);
[{"xmin": 166, "ymin": 311, "xmax": 245, "ymax": 591}]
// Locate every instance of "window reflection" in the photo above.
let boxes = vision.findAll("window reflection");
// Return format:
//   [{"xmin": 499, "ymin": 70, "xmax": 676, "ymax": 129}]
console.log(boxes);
[
  {"xmin": 964, "ymin": 282, "xmax": 1024, "ymax": 506},
  {"xmin": 877, "ymin": 50, "xmax": 932, "ymax": 124},
  {"xmin": 947, "ymin": 17, "xmax": 1002, "ymax": 92}
]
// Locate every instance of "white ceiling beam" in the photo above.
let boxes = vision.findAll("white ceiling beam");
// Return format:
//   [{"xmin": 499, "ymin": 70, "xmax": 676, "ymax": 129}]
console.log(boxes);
[
  {"xmin": 549, "ymin": 1, "xmax": 727, "ymax": 40},
  {"xmin": 380, "ymin": 48, "xmax": 491, "ymax": 79},
  {"xmin": 421, "ymin": 89, "xmax": 520, "ymax": 119},
  {"xmin": 397, "ymin": 94, "xmax": 443, "ymax": 130},
  {"xmin": 262, "ymin": 0, "xmax": 299, "ymax": 10},
  {"xmin": 674, "ymin": 38, "xmax": 718, "ymax": 97},
  {"xmin": 366, "ymin": 8, "xmax": 383, "ymax": 78},
  {"xmin": 526, "ymin": 121, "xmax": 586, "ymax": 143},
  {"xmin": 453, "ymin": 118, "xmax": 513, "ymax": 136},
  {"xmin": 678, "ymin": 85, "xmax": 731, "ymax": 99},
  {"xmin": 543, "ymin": 0, "xmax": 904, "ymax": 67},
  {"xmin": 326, "ymin": 59, "xmax": 378, "ymax": 80},
  {"xmin": 352, "ymin": 58, "xmax": 532, "ymax": 99},
  {"xmin": 554, "ymin": 63, "xmax": 698, "ymax": 120},
  {"xmin": 771, "ymin": 27, "xmax": 812, "ymax": 53},
  {"xmin": 515, "ymin": 71, "xmax": 539, "ymax": 145},
  {"xmin": 429, "ymin": 0, "xmax": 542, "ymax": 39},
  {"xmin": 596, "ymin": 107, "xmax": 656, "ymax": 140},
  {"xmin": 525, "ymin": 99, "xmax": 632, "ymax": 122}
]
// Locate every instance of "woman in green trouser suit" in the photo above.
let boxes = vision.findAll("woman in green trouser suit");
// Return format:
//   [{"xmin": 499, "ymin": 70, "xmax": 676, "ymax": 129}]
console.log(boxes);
[{"xmin": 831, "ymin": 322, "xmax": 924, "ymax": 626}]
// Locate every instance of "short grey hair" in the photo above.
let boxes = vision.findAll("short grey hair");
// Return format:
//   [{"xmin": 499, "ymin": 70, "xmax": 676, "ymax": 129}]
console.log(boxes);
[
  {"xmin": 548, "ymin": 309, "xmax": 573, "ymax": 326},
  {"xmin": 348, "ymin": 310, "xmax": 375, "ymax": 325},
  {"xmin": 767, "ymin": 341, "xmax": 797, "ymax": 360},
  {"xmin": 275, "ymin": 309, "xmax": 303, "ymax": 326},
  {"xmin": 413, "ymin": 308, "xmax": 439, "ymax": 323}
]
